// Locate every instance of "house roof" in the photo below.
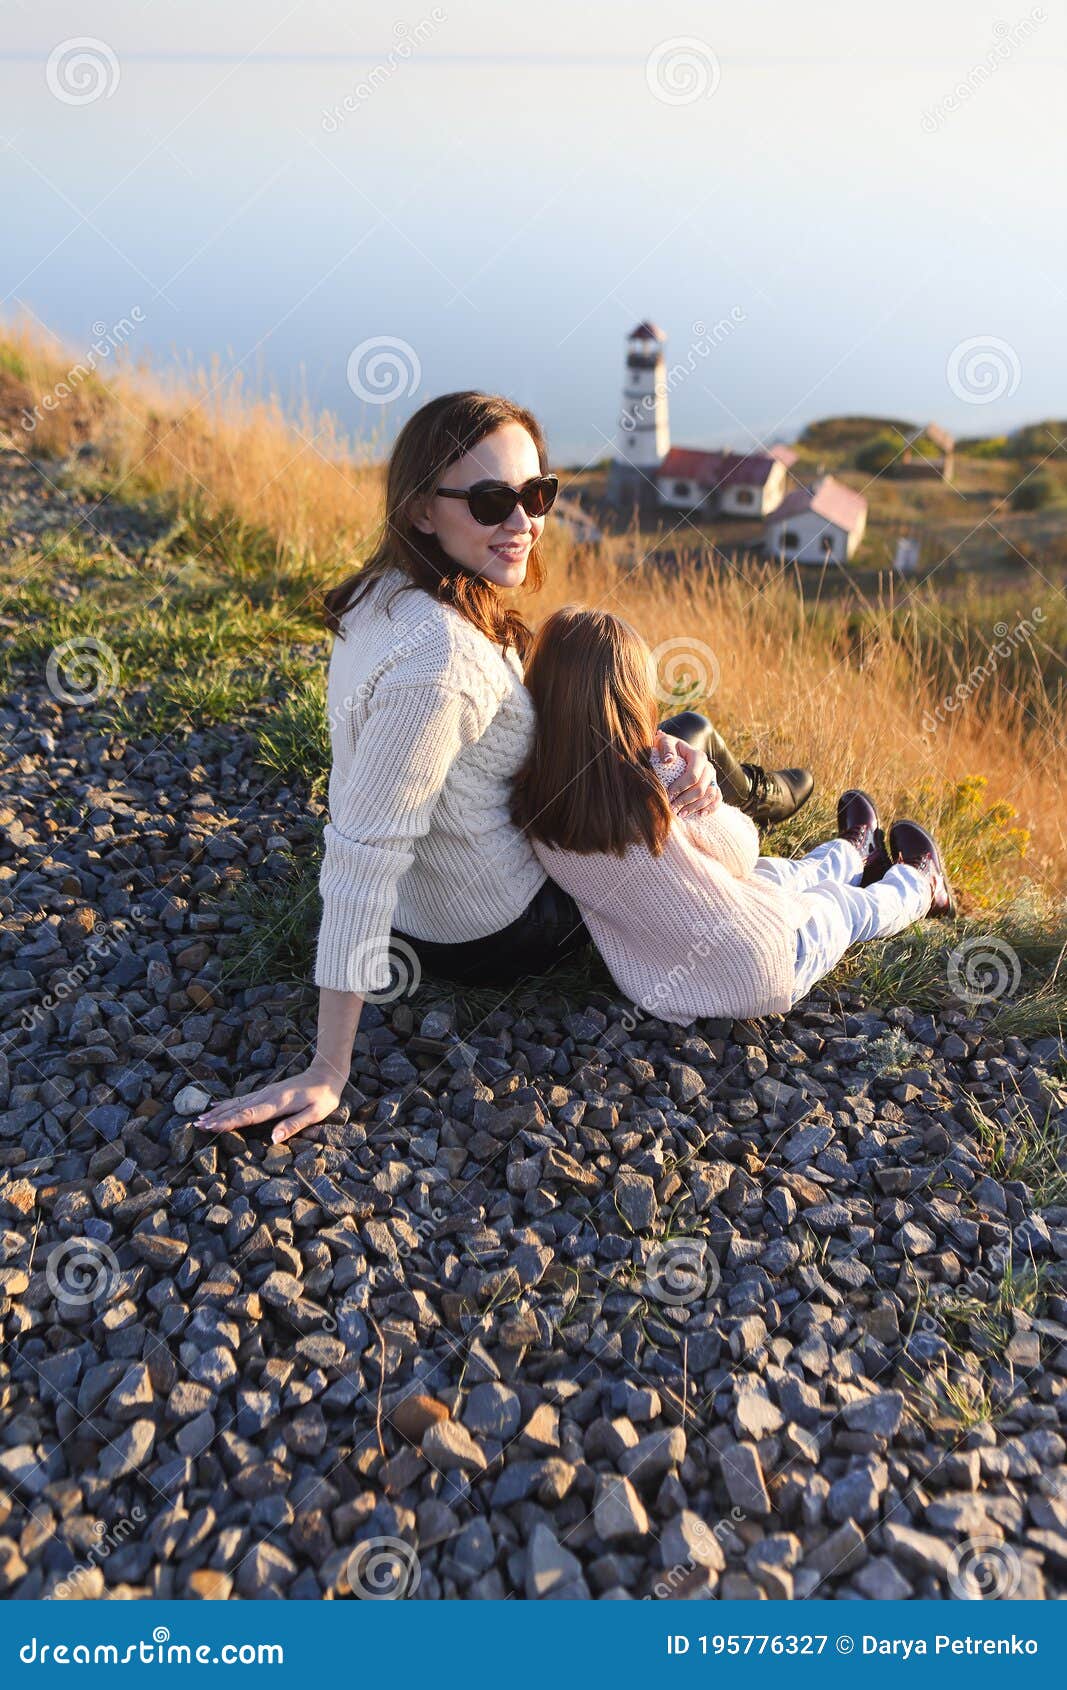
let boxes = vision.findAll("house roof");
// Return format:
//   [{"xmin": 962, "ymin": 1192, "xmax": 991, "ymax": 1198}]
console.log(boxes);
[
  {"xmin": 915, "ymin": 422, "xmax": 955, "ymax": 453},
  {"xmin": 628, "ymin": 321, "xmax": 665, "ymax": 342},
  {"xmin": 768, "ymin": 475, "xmax": 867, "ymax": 534},
  {"xmin": 657, "ymin": 446, "xmax": 785, "ymax": 490}
]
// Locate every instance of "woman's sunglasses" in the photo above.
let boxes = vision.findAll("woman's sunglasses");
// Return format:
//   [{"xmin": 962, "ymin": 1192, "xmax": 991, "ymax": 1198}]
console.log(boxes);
[{"xmin": 435, "ymin": 473, "xmax": 559, "ymax": 527}]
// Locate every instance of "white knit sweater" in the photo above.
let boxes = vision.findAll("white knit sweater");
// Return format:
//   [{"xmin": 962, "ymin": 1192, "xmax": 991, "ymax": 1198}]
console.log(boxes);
[
  {"xmin": 531, "ymin": 748, "xmax": 807, "ymax": 1025},
  {"xmin": 313, "ymin": 567, "xmax": 547, "ymax": 994}
]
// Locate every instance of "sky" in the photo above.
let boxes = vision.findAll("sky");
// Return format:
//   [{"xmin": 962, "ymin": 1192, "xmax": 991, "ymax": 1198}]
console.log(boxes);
[{"xmin": 1, "ymin": 0, "xmax": 1064, "ymax": 463}]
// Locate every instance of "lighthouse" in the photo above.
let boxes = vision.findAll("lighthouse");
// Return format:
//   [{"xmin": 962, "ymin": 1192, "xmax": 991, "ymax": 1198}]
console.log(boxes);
[{"xmin": 606, "ymin": 321, "xmax": 670, "ymax": 512}]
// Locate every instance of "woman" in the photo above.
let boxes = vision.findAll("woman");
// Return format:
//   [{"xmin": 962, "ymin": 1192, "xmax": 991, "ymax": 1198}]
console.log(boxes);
[
  {"xmin": 511, "ymin": 607, "xmax": 953, "ymax": 1026},
  {"xmin": 195, "ymin": 392, "xmax": 810, "ymax": 1143}
]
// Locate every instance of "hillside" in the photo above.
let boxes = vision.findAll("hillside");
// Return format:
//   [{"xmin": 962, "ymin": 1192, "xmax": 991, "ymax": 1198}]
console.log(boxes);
[
  {"xmin": 569, "ymin": 415, "xmax": 1067, "ymax": 588},
  {"xmin": 1, "ymin": 326, "xmax": 1066, "ymax": 1600}
]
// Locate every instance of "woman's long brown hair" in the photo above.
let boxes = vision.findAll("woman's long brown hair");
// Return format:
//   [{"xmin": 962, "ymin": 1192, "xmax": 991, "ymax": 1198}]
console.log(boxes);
[
  {"xmin": 322, "ymin": 391, "xmax": 549, "ymax": 659},
  {"xmin": 511, "ymin": 607, "xmax": 673, "ymax": 857}
]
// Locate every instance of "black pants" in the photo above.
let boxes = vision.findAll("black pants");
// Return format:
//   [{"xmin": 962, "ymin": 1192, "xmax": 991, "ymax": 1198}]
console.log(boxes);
[{"xmin": 392, "ymin": 711, "xmax": 713, "ymax": 990}]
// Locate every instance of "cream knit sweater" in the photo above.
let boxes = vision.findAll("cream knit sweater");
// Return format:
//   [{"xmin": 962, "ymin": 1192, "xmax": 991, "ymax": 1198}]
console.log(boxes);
[
  {"xmin": 531, "ymin": 748, "xmax": 807, "ymax": 1025},
  {"xmin": 313, "ymin": 567, "xmax": 547, "ymax": 995}
]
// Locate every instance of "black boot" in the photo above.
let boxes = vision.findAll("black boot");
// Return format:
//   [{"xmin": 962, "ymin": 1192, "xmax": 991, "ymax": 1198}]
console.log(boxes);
[
  {"xmin": 740, "ymin": 760, "xmax": 816, "ymax": 828},
  {"xmin": 658, "ymin": 712, "xmax": 815, "ymax": 828}
]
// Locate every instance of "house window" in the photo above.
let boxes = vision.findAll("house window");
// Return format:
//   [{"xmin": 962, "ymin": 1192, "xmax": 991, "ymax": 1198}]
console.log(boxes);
[
  {"xmin": 781, "ymin": 530, "xmax": 800, "ymax": 549},
  {"xmin": 735, "ymin": 488, "xmax": 754, "ymax": 506},
  {"xmin": 673, "ymin": 480, "xmax": 691, "ymax": 497}
]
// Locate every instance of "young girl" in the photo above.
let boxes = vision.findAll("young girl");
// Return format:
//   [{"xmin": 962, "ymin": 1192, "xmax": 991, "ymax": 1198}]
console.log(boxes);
[{"xmin": 511, "ymin": 607, "xmax": 954, "ymax": 1026}]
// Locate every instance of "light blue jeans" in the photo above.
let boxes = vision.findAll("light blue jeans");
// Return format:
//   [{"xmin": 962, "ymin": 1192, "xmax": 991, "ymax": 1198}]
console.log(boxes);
[{"xmin": 752, "ymin": 839, "xmax": 931, "ymax": 1006}]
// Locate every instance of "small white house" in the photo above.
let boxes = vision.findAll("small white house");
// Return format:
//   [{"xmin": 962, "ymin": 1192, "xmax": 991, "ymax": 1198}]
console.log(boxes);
[
  {"xmin": 763, "ymin": 476, "xmax": 868, "ymax": 564},
  {"xmin": 656, "ymin": 446, "xmax": 797, "ymax": 516}
]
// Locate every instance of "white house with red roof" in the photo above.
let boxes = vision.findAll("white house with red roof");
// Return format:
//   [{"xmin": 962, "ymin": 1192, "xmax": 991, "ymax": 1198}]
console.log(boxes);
[
  {"xmin": 763, "ymin": 475, "xmax": 868, "ymax": 564},
  {"xmin": 605, "ymin": 322, "xmax": 804, "ymax": 519},
  {"xmin": 656, "ymin": 444, "xmax": 798, "ymax": 517}
]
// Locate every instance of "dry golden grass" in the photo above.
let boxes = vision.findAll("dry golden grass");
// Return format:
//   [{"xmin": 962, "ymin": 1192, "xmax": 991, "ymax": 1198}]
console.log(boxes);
[
  {"xmin": 0, "ymin": 315, "xmax": 386, "ymax": 574},
  {"xmin": 527, "ymin": 545, "xmax": 1065, "ymax": 898},
  {"xmin": 4, "ymin": 313, "xmax": 1064, "ymax": 903}
]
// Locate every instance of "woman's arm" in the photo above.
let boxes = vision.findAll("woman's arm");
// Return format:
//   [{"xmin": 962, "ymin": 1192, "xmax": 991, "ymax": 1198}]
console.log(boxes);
[
  {"xmin": 652, "ymin": 746, "xmax": 760, "ymax": 877},
  {"xmin": 314, "ymin": 679, "xmax": 483, "ymax": 993},
  {"xmin": 197, "ymin": 678, "xmax": 483, "ymax": 1140},
  {"xmin": 655, "ymin": 729, "xmax": 722, "ymax": 818},
  {"xmin": 193, "ymin": 987, "xmax": 363, "ymax": 1143}
]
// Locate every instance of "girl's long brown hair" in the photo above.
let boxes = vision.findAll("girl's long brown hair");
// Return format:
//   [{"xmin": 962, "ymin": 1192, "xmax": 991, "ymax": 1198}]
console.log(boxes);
[
  {"xmin": 511, "ymin": 607, "xmax": 673, "ymax": 857},
  {"xmin": 322, "ymin": 391, "xmax": 549, "ymax": 659}
]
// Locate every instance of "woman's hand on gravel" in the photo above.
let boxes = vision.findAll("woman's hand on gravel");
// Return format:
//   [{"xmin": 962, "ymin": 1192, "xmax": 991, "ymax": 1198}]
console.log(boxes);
[
  {"xmin": 655, "ymin": 731, "xmax": 723, "ymax": 818},
  {"xmin": 192, "ymin": 1061, "xmax": 345, "ymax": 1145}
]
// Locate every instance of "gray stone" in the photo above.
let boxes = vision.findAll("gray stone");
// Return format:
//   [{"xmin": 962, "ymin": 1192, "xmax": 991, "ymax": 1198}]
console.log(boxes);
[
  {"xmin": 720, "ymin": 1441, "xmax": 771, "ymax": 1517},
  {"xmin": 619, "ymin": 1425, "xmax": 686, "ymax": 1483},
  {"xmin": 880, "ymin": 1520, "xmax": 956, "ymax": 1580},
  {"xmin": 422, "ymin": 1419, "xmax": 487, "ymax": 1473},
  {"xmin": 613, "ymin": 1169, "xmax": 657, "ymax": 1230},
  {"xmin": 842, "ymin": 1391, "xmax": 904, "ymax": 1438},
  {"xmin": 463, "ymin": 1382, "xmax": 521, "ymax": 1441},
  {"xmin": 661, "ymin": 1511, "xmax": 726, "ymax": 1575},
  {"xmin": 853, "ymin": 1556, "xmax": 914, "ymax": 1600},
  {"xmin": 593, "ymin": 1474, "xmax": 649, "ymax": 1540},
  {"xmin": 524, "ymin": 1523, "xmax": 587, "ymax": 1598}
]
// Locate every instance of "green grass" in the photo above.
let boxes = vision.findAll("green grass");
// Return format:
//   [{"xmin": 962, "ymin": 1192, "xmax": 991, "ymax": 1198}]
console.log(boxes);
[
  {"xmin": 929, "ymin": 1256, "xmax": 1063, "ymax": 1353},
  {"xmin": 213, "ymin": 848, "xmax": 324, "ymax": 988},
  {"xmin": 911, "ymin": 1360, "xmax": 1000, "ymax": 1432},
  {"xmin": 253, "ymin": 671, "xmax": 332, "ymax": 805},
  {"xmin": 962, "ymin": 1094, "xmax": 1067, "ymax": 1206},
  {"xmin": 0, "ymin": 525, "xmax": 328, "ymax": 743}
]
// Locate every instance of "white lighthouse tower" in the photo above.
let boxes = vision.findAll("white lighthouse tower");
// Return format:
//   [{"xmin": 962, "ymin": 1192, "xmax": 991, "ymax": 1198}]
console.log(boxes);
[{"xmin": 606, "ymin": 321, "xmax": 670, "ymax": 511}]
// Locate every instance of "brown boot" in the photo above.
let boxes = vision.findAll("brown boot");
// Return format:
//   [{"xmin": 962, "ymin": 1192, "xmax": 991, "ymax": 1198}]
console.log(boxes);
[
  {"xmin": 888, "ymin": 819, "xmax": 956, "ymax": 918},
  {"xmin": 837, "ymin": 789, "xmax": 883, "ymax": 880}
]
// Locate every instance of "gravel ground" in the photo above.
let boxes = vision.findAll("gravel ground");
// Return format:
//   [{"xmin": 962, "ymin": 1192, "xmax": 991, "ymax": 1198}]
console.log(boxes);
[{"xmin": 2, "ymin": 445, "xmax": 1067, "ymax": 1601}]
